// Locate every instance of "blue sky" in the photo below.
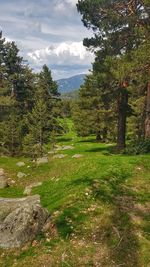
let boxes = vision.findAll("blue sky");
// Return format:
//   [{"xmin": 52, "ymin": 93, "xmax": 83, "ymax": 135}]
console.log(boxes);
[{"xmin": 0, "ymin": 0, "xmax": 94, "ymax": 79}]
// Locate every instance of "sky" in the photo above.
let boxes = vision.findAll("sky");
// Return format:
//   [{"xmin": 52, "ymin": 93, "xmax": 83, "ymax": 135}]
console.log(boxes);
[{"xmin": 0, "ymin": 0, "xmax": 94, "ymax": 79}]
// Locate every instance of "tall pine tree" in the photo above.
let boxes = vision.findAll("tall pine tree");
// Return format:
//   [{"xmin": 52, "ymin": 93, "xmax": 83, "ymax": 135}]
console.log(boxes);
[{"xmin": 77, "ymin": 0, "xmax": 150, "ymax": 149}]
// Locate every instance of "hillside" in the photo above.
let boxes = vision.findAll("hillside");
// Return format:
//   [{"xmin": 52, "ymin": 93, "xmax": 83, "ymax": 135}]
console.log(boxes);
[
  {"xmin": 57, "ymin": 74, "xmax": 85, "ymax": 93},
  {"xmin": 0, "ymin": 120, "xmax": 150, "ymax": 267},
  {"xmin": 61, "ymin": 89, "xmax": 79, "ymax": 99}
]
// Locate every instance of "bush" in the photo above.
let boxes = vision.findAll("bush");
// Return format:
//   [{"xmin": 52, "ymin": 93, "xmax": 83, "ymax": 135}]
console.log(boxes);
[{"xmin": 125, "ymin": 140, "xmax": 150, "ymax": 155}]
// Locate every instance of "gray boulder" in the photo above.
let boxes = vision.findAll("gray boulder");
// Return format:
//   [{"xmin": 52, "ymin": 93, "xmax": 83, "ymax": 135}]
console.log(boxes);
[
  {"xmin": 16, "ymin": 162, "xmax": 25, "ymax": 167},
  {"xmin": 48, "ymin": 151, "xmax": 55, "ymax": 154},
  {"xmin": 23, "ymin": 182, "xmax": 43, "ymax": 195},
  {"xmin": 62, "ymin": 145, "xmax": 74, "ymax": 150},
  {"xmin": 0, "ymin": 195, "xmax": 50, "ymax": 248},
  {"xmin": 0, "ymin": 168, "xmax": 8, "ymax": 189},
  {"xmin": 72, "ymin": 154, "xmax": 83, "ymax": 158},
  {"xmin": 17, "ymin": 172, "xmax": 27, "ymax": 179},
  {"xmin": 36, "ymin": 157, "xmax": 48, "ymax": 165},
  {"xmin": 53, "ymin": 154, "xmax": 67, "ymax": 159},
  {"xmin": 54, "ymin": 145, "xmax": 62, "ymax": 151}
]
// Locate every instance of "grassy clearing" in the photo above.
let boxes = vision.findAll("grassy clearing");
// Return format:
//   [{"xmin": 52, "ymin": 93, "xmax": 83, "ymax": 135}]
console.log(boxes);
[{"xmin": 0, "ymin": 120, "xmax": 150, "ymax": 267}]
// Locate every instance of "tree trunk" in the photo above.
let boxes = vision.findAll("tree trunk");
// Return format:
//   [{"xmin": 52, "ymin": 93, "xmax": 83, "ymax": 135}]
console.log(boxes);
[
  {"xmin": 39, "ymin": 126, "xmax": 43, "ymax": 157},
  {"xmin": 145, "ymin": 70, "xmax": 150, "ymax": 139},
  {"xmin": 96, "ymin": 131, "xmax": 101, "ymax": 142},
  {"xmin": 117, "ymin": 87, "xmax": 128, "ymax": 151},
  {"xmin": 102, "ymin": 127, "xmax": 108, "ymax": 141},
  {"xmin": 11, "ymin": 128, "xmax": 15, "ymax": 157}
]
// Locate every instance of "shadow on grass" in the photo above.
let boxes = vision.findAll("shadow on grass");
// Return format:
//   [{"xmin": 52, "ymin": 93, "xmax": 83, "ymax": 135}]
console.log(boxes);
[
  {"xmin": 108, "ymin": 199, "xmax": 140, "ymax": 267},
  {"xmin": 57, "ymin": 137, "xmax": 73, "ymax": 143},
  {"xmin": 56, "ymin": 206, "xmax": 87, "ymax": 239},
  {"xmin": 78, "ymin": 138, "xmax": 97, "ymax": 143},
  {"xmin": 65, "ymin": 171, "xmax": 141, "ymax": 266},
  {"xmin": 93, "ymin": 179, "xmax": 140, "ymax": 266},
  {"xmin": 85, "ymin": 145, "xmax": 115, "ymax": 154}
]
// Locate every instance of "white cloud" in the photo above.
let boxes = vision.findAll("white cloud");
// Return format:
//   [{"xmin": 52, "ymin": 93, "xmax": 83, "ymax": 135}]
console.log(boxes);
[
  {"xmin": 4, "ymin": 37, "xmax": 12, "ymax": 43},
  {"xmin": 54, "ymin": 0, "xmax": 77, "ymax": 14},
  {"xmin": 62, "ymin": 0, "xmax": 77, "ymax": 7},
  {"xmin": 0, "ymin": 0, "xmax": 93, "ymax": 79},
  {"xmin": 27, "ymin": 41, "xmax": 94, "ymax": 66}
]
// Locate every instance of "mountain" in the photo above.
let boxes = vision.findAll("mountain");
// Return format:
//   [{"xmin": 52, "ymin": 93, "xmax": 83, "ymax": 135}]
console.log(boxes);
[{"xmin": 57, "ymin": 74, "xmax": 85, "ymax": 93}]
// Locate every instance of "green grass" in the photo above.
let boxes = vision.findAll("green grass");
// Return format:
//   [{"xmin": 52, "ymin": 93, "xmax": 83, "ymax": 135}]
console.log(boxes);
[{"xmin": 0, "ymin": 120, "xmax": 150, "ymax": 267}]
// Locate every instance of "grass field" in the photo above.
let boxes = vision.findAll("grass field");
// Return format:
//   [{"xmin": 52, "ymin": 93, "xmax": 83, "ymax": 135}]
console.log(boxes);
[{"xmin": 0, "ymin": 120, "xmax": 150, "ymax": 267}]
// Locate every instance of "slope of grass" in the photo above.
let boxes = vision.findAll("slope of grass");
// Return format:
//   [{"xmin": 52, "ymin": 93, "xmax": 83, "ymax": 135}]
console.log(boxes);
[{"xmin": 0, "ymin": 120, "xmax": 150, "ymax": 267}]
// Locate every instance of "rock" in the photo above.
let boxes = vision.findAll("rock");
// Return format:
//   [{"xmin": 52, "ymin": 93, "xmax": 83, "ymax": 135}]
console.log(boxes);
[
  {"xmin": 53, "ymin": 154, "xmax": 67, "ymax": 159},
  {"xmin": 36, "ymin": 157, "xmax": 48, "ymax": 165},
  {"xmin": 72, "ymin": 154, "xmax": 83, "ymax": 158},
  {"xmin": 23, "ymin": 187, "xmax": 32, "ymax": 195},
  {"xmin": 62, "ymin": 145, "xmax": 74, "ymax": 150},
  {"xmin": 17, "ymin": 172, "xmax": 27, "ymax": 179},
  {"xmin": 42, "ymin": 220, "xmax": 51, "ymax": 233},
  {"xmin": 7, "ymin": 178, "xmax": 16, "ymax": 186},
  {"xmin": 0, "ymin": 168, "xmax": 8, "ymax": 189},
  {"xmin": 24, "ymin": 182, "xmax": 43, "ymax": 195},
  {"xmin": 53, "ymin": 145, "xmax": 75, "ymax": 151},
  {"xmin": 16, "ymin": 162, "xmax": 25, "ymax": 167},
  {"xmin": 10, "ymin": 180, "xmax": 16, "ymax": 185},
  {"xmin": 54, "ymin": 145, "xmax": 62, "ymax": 151},
  {"xmin": 0, "ymin": 195, "xmax": 50, "ymax": 248},
  {"xmin": 0, "ymin": 168, "xmax": 4, "ymax": 175},
  {"xmin": 48, "ymin": 151, "xmax": 55, "ymax": 154}
]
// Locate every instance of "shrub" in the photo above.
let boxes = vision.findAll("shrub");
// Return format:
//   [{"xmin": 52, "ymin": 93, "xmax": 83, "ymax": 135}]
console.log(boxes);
[{"xmin": 125, "ymin": 140, "xmax": 150, "ymax": 155}]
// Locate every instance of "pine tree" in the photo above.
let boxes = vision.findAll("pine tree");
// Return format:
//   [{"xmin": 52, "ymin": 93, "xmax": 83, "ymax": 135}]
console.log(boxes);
[
  {"xmin": 0, "ymin": 110, "xmax": 21, "ymax": 156},
  {"xmin": 77, "ymin": 0, "xmax": 150, "ymax": 150},
  {"xmin": 23, "ymin": 99, "xmax": 49, "ymax": 158},
  {"xmin": 115, "ymin": 41, "xmax": 150, "ymax": 141},
  {"xmin": 36, "ymin": 65, "xmax": 62, "ymax": 134},
  {"xmin": 132, "ymin": 42, "xmax": 150, "ymax": 139},
  {"xmin": 73, "ymin": 73, "xmax": 115, "ymax": 141},
  {"xmin": 38, "ymin": 64, "xmax": 59, "ymax": 97},
  {"xmin": 1, "ymin": 35, "xmax": 35, "ymax": 114},
  {"xmin": 23, "ymin": 64, "xmax": 61, "ymax": 158},
  {"xmin": 0, "ymin": 32, "xmax": 12, "ymax": 120},
  {"xmin": 0, "ymin": 34, "xmax": 64, "ymax": 157}
]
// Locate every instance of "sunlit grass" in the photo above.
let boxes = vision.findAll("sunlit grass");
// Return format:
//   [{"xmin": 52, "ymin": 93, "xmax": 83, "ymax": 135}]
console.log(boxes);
[{"xmin": 0, "ymin": 120, "xmax": 150, "ymax": 267}]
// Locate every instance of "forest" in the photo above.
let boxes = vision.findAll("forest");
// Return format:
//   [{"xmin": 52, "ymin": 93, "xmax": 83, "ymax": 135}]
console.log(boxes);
[
  {"xmin": 0, "ymin": 0, "xmax": 150, "ymax": 267},
  {"xmin": 1, "ymin": 0, "xmax": 150, "ymax": 157}
]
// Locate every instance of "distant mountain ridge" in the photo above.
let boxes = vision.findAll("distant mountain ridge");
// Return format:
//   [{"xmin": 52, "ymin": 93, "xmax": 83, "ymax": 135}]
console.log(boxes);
[{"xmin": 57, "ymin": 74, "xmax": 85, "ymax": 93}]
